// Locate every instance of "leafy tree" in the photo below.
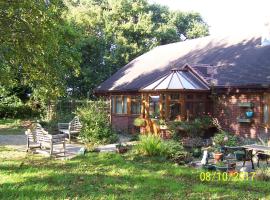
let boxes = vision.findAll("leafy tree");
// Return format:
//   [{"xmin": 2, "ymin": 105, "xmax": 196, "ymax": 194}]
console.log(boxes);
[
  {"xmin": 66, "ymin": 0, "xmax": 209, "ymax": 98},
  {"xmin": 0, "ymin": 0, "xmax": 81, "ymax": 101}
]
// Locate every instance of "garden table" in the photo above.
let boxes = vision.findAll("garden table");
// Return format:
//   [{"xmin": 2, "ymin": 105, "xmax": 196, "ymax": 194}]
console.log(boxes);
[{"xmin": 242, "ymin": 144, "xmax": 270, "ymax": 169}]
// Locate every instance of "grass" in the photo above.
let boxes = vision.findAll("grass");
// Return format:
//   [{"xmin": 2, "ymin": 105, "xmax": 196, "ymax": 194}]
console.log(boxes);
[
  {"xmin": 0, "ymin": 119, "xmax": 31, "ymax": 135},
  {"xmin": 0, "ymin": 148, "xmax": 270, "ymax": 199}
]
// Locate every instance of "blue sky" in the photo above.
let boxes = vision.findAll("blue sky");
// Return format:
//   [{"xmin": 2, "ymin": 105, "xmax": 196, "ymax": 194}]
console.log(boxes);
[{"xmin": 148, "ymin": 0, "xmax": 270, "ymax": 35}]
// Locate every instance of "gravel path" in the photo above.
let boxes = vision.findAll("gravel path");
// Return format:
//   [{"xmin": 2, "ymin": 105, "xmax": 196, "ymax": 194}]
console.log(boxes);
[{"xmin": 0, "ymin": 135, "xmax": 26, "ymax": 151}]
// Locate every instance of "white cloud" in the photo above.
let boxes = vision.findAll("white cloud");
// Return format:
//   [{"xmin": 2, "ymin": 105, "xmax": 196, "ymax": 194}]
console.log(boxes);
[{"xmin": 148, "ymin": 0, "xmax": 270, "ymax": 35}]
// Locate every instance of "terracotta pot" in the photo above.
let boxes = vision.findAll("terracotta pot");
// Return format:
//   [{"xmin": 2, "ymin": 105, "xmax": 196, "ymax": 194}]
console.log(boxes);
[
  {"xmin": 214, "ymin": 152, "xmax": 223, "ymax": 162},
  {"xmin": 140, "ymin": 126, "xmax": 146, "ymax": 134},
  {"xmin": 117, "ymin": 147, "xmax": 128, "ymax": 154}
]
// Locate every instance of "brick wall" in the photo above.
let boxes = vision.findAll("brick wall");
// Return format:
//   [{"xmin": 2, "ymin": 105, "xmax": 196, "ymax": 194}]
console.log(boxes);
[
  {"xmin": 214, "ymin": 93, "xmax": 264, "ymax": 138},
  {"xmin": 111, "ymin": 114, "xmax": 139, "ymax": 133}
]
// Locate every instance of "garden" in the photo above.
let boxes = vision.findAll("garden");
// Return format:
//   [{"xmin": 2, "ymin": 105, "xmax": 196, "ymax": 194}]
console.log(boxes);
[{"xmin": 1, "ymin": 98, "xmax": 270, "ymax": 199}]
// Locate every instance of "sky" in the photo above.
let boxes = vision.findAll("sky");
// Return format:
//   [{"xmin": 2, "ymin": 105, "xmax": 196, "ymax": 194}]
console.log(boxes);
[{"xmin": 148, "ymin": 0, "xmax": 270, "ymax": 35}]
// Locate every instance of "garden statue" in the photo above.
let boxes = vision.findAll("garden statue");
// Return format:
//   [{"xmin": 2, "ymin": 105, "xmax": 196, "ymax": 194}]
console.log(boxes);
[{"xmin": 201, "ymin": 150, "xmax": 209, "ymax": 165}]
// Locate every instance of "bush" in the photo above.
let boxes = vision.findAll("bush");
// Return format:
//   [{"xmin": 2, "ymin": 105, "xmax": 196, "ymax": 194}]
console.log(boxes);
[
  {"xmin": 182, "ymin": 137, "xmax": 204, "ymax": 148},
  {"xmin": 212, "ymin": 130, "xmax": 238, "ymax": 147},
  {"xmin": 136, "ymin": 135, "xmax": 167, "ymax": 157},
  {"xmin": 133, "ymin": 117, "xmax": 145, "ymax": 127},
  {"xmin": 76, "ymin": 100, "xmax": 118, "ymax": 145},
  {"xmin": 255, "ymin": 167, "xmax": 270, "ymax": 181},
  {"xmin": 0, "ymin": 105, "xmax": 40, "ymax": 119}
]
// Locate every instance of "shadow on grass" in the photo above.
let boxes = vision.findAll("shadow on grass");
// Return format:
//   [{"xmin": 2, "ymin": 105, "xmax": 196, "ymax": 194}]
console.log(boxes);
[{"xmin": 0, "ymin": 152, "xmax": 269, "ymax": 199}]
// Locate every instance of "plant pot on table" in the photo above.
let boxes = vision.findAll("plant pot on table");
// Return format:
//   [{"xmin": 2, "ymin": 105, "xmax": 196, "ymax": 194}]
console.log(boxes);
[{"xmin": 214, "ymin": 152, "xmax": 223, "ymax": 162}]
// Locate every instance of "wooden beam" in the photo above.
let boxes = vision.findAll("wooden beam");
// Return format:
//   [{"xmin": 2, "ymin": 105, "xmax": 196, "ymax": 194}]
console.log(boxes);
[{"xmin": 127, "ymin": 95, "xmax": 131, "ymax": 115}]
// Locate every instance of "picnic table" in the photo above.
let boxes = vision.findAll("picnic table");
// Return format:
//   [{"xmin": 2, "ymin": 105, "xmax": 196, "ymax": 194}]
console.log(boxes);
[{"xmin": 242, "ymin": 144, "xmax": 270, "ymax": 169}]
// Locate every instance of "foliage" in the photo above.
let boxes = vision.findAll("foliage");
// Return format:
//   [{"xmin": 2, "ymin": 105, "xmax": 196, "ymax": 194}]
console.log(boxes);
[
  {"xmin": 163, "ymin": 140, "xmax": 192, "ymax": 165},
  {"xmin": 169, "ymin": 116, "xmax": 217, "ymax": 138},
  {"xmin": 133, "ymin": 117, "xmax": 146, "ymax": 127},
  {"xmin": 136, "ymin": 134, "xmax": 168, "ymax": 157},
  {"xmin": 0, "ymin": 0, "xmax": 81, "ymax": 100},
  {"xmin": 65, "ymin": 0, "xmax": 209, "ymax": 98},
  {"xmin": 212, "ymin": 130, "xmax": 238, "ymax": 147},
  {"xmin": 215, "ymin": 161, "xmax": 226, "ymax": 167},
  {"xmin": 76, "ymin": 100, "xmax": 118, "ymax": 145},
  {"xmin": 0, "ymin": 105, "xmax": 40, "ymax": 119},
  {"xmin": 255, "ymin": 167, "xmax": 270, "ymax": 181},
  {"xmin": 182, "ymin": 137, "xmax": 204, "ymax": 148}
]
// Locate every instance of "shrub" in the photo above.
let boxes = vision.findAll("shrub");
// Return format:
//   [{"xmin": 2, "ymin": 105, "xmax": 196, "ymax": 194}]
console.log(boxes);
[
  {"xmin": 133, "ymin": 117, "xmax": 146, "ymax": 127},
  {"xmin": 212, "ymin": 130, "xmax": 238, "ymax": 147},
  {"xmin": 182, "ymin": 137, "xmax": 204, "ymax": 148},
  {"xmin": 255, "ymin": 167, "xmax": 270, "ymax": 181},
  {"xmin": 76, "ymin": 100, "xmax": 118, "ymax": 145},
  {"xmin": 0, "ymin": 105, "xmax": 40, "ymax": 119},
  {"xmin": 136, "ymin": 134, "xmax": 168, "ymax": 157}
]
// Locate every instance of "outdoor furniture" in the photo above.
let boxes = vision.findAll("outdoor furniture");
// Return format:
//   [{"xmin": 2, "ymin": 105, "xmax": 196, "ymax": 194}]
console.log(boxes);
[
  {"xmin": 25, "ymin": 123, "xmax": 66, "ymax": 156},
  {"xmin": 242, "ymin": 144, "xmax": 270, "ymax": 169},
  {"xmin": 58, "ymin": 116, "xmax": 82, "ymax": 143}
]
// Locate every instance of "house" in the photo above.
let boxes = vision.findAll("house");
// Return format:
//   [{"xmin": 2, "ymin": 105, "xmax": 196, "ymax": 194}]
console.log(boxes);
[{"xmin": 95, "ymin": 32, "xmax": 270, "ymax": 138}]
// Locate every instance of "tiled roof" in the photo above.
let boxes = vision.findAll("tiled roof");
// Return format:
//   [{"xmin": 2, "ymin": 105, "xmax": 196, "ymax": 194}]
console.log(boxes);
[{"xmin": 96, "ymin": 32, "xmax": 270, "ymax": 92}]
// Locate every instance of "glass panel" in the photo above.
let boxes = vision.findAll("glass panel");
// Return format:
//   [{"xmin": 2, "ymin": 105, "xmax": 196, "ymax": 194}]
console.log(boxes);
[
  {"xmin": 111, "ymin": 96, "xmax": 115, "ymax": 113},
  {"xmin": 194, "ymin": 102, "xmax": 205, "ymax": 115},
  {"xmin": 149, "ymin": 96, "xmax": 160, "ymax": 118},
  {"xmin": 170, "ymin": 102, "xmax": 181, "ymax": 120},
  {"xmin": 170, "ymin": 93, "xmax": 180, "ymax": 100},
  {"xmin": 131, "ymin": 96, "xmax": 141, "ymax": 114},
  {"xmin": 186, "ymin": 102, "xmax": 194, "ymax": 114},
  {"xmin": 264, "ymin": 104, "xmax": 269, "ymax": 124},
  {"xmin": 186, "ymin": 94, "xmax": 193, "ymax": 99},
  {"xmin": 116, "ymin": 96, "xmax": 122, "ymax": 114},
  {"xmin": 123, "ymin": 96, "xmax": 127, "ymax": 114}
]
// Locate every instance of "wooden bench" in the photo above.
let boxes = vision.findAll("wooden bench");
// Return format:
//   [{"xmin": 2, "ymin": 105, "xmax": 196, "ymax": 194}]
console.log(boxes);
[
  {"xmin": 25, "ymin": 123, "xmax": 66, "ymax": 156},
  {"xmin": 58, "ymin": 116, "xmax": 82, "ymax": 143}
]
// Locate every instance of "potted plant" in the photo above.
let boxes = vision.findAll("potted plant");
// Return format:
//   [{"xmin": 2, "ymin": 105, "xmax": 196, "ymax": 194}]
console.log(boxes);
[
  {"xmin": 215, "ymin": 161, "xmax": 228, "ymax": 172},
  {"xmin": 116, "ymin": 143, "xmax": 128, "ymax": 154},
  {"xmin": 159, "ymin": 119, "xmax": 168, "ymax": 130},
  {"xmin": 213, "ymin": 149, "xmax": 223, "ymax": 162},
  {"xmin": 133, "ymin": 117, "xmax": 146, "ymax": 134},
  {"xmin": 192, "ymin": 147, "xmax": 202, "ymax": 158}
]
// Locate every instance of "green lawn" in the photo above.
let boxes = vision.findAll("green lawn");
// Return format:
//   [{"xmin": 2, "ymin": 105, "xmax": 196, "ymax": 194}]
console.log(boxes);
[
  {"xmin": 0, "ymin": 147, "xmax": 270, "ymax": 200},
  {"xmin": 0, "ymin": 119, "xmax": 29, "ymax": 135}
]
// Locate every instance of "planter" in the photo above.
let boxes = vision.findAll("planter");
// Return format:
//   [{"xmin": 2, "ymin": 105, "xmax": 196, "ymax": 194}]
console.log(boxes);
[
  {"xmin": 202, "ymin": 164, "xmax": 216, "ymax": 171},
  {"xmin": 140, "ymin": 126, "xmax": 146, "ymax": 134},
  {"xmin": 116, "ymin": 147, "xmax": 128, "ymax": 154},
  {"xmin": 159, "ymin": 125, "xmax": 168, "ymax": 130},
  {"xmin": 245, "ymin": 111, "xmax": 254, "ymax": 118},
  {"xmin": 214, "ymin": 152, "xmax": 223, "ymax": 162},
  {"xmin": 215, "ymin": 166, "xmax": 228, "ymax": 172}
]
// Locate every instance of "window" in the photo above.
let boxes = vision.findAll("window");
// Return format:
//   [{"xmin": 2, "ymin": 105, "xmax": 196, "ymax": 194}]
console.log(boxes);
[
  {"xmin": 149, "ymin": 96, "xmax": 160, "ymax": 118},
  {"xmin": 264, "ymin": 94, "xmax": 270, "ymax": 125},
  {"xmin": 131, "ymin": 96, "xmax": 141, "ymax": 114},
  {"xmin": 170, "ymin": 93, "xmax": 180, "ymax": 100},
  {"xmin": 170, "ymin": 102, "xmax": 181, "ymax": 120},
  {"xmin": 186, "ymin": 94, "xmax": 193, "ymax": 99},
  {"xmin": 116, "ymin": 96, "xmax": 122, "ymax": 114},
  {"xmin": 111, "ymin": 96, "xmax": 127, "ymax": 114}
]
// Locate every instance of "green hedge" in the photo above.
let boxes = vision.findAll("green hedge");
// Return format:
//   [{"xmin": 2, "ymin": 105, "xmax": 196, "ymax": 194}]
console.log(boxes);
[{"xmin": 0, "ymin": 105, "xmax": 40, "ymax": 119}]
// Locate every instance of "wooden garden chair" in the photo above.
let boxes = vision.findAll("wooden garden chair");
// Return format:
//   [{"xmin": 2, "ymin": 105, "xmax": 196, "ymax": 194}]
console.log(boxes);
[
  {"xmin": 25, "ymin": 123, "xmax": 66, "ymax": 156},
  {"xmin": 58, "ymin": 116, "xmax": 82, "ymax": 143}
]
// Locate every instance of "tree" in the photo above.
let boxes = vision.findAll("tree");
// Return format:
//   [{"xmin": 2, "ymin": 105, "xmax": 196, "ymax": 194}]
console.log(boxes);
[
  {"xmin": 0, "ymin": 0, "xmax": 81, "ymax": 100},
  {"xmin": 66, "ymin": 0, "xmax": 209, "ymax": 98}
]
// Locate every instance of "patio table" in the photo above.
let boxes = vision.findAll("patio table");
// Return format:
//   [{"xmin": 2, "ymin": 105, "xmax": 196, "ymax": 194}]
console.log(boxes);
[{"xmin": 242, "ymin": 144, "xmax": 270, "ymax": 169}]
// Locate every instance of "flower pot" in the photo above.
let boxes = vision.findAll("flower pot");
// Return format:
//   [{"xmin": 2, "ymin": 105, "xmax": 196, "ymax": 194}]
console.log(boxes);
[
  {"xmin": 159, "ymin": 125, "xmax": 168, "ymax": 130},
  {"xmin": 215, "ymin": 166, "xmax": 228, "ymax": 172},
  {"xmin": 140, "ymin": 126, "xmax": 146, "ymax": 134},
  {"xmin": 117, "ymin": 147, "xmax": 128, "ymax": 154},
  {"xmin": 214, "ymin": 152, "xmax": 223, "ymax": 162},
  {"xmin": 245, "ymin": 111, "xmax": 254, "ymax": 118},
  {"xmin": 202, "ymin": 164, "xmax": 216, "ymax": 171}
]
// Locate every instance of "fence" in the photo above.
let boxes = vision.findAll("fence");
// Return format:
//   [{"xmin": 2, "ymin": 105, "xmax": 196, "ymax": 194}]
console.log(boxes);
[{"xmin": 46, "ymin": 100, "xmax": 110, "ymax": 120}]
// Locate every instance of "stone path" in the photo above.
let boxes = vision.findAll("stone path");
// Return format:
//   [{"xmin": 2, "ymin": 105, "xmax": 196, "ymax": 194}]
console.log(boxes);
[{"xmin": 0, "ymin": 134, "xmax": 84, "ymax": 159}]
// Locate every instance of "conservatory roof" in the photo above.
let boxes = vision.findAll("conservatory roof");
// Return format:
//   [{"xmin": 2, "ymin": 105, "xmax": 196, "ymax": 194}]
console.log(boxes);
[{"xmin": 141, "ymin": 65, "xmax": 210, "ymax": 91}]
